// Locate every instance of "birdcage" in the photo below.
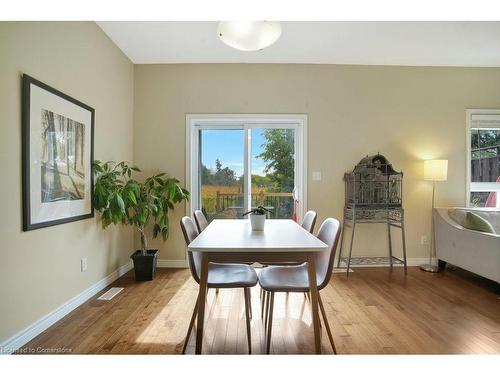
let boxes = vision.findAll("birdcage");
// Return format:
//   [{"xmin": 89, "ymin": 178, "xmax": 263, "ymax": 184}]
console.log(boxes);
[
  {"xmin": 344, "ymin": 153, "xmax": 403, "ymax": 208},
  {"xmin": 338, "ymin": 153, "xmax": 407, "ymax": 274}
]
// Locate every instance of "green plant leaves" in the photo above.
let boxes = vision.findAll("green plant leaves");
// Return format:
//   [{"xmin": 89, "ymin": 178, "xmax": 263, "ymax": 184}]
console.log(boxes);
[
  {"xmin": 116, "ymin": 194, "xmax": 125, "ymax": 212},
  {"xmin": 127, "ymin": 189, "xmax": 137, "ymax": 205},
  {"xmin": 93, "ymin": 161, "xmax": 189, "ymax": 243}
]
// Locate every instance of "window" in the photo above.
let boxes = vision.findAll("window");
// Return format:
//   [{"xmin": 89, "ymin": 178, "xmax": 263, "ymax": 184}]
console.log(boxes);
[
  {"xmin": 186, "ymin": 115, "xmax": 307, "ymax": 222},
  {"xmin": 466, "ymin": 110, "xmax": 500, "ymax": 208}
]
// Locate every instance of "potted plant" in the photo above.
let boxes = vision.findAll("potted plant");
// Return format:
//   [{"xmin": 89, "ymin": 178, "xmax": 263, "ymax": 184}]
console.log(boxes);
[
  {"xmin": 93, "ymin": 161, "xmax": 189, "ymax": 281},
  {"xmin": 242, "ymin": 206, "xmax": 272, "ymax": 231}
]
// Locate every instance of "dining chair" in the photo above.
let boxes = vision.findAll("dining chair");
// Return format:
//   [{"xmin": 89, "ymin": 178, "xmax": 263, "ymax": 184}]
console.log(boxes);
[
  {"xmin": 180, "ymin": 216, "xmax": 258, "ymax": 354},
  {"xmin": 301, "ymin": 210, "xmax": 317, "ymax": 233},
  {"xmin": 193, "ymin": 210, "xmax": 216, "ymax": 292},
  {"xmin": 258, "ymin": 217, "xmax": 341, "ymax": 354},
  {"xmin": 193, "ymin": 209, "xmax": 209, "ymax": 232},
  {"xmin": 259, "ymin": 210, "xmax": 318, "ymax": 315}
]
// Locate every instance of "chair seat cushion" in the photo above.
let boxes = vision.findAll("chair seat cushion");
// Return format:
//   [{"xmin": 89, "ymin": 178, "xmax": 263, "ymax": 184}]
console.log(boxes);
[
  {"xmin": 207, "ymin": 263, "xmax": 258, "ymax": 288},
  {"xmin": 258, "ymin": 264, "xmax": 314, "ymax": 292}
]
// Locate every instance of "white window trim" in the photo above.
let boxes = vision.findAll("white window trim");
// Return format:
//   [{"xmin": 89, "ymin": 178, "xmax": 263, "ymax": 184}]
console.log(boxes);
[
  {"xmin": 465, "ymin": 109, "xmax": 500, "ymax": 207},
  {"xmin": 185, "ymin": 114, "xmax": 308, "ymax": 221}
]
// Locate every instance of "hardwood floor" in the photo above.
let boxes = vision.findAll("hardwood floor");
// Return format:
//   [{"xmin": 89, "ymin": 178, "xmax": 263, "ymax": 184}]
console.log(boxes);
[{"xmin": 19, "ymin": 267, "xmax": 500, "ymax": 354}]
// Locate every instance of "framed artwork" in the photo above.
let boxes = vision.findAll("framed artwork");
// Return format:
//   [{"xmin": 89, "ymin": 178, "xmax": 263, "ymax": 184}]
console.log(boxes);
[{"xmin": 22, "ymin": 74, "xmax": 94, "ymax": 231}]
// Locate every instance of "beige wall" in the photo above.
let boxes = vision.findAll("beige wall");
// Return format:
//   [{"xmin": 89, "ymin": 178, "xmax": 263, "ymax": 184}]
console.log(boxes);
[
  {"xmin": 2, "ymin": 24, "xmax": 500, "ymax": 345},
  {"xmin": 0, "ymin": 22, "xmax": 134, "ymax": 343},
  {"xmin": 134, "ymin": 64, "xmax": 500, "ymax": 262}
]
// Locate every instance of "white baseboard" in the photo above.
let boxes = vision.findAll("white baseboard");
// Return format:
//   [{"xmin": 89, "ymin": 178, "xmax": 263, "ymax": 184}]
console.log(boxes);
[
  {"xmin": 156, "ymin": 258, "xmax": 429, "ymax": 269},
  {"xmin": 407, "ymin": 258, "xmax": 433, "ymax": 266},
  {"xmin": 156, "ymin": 259, "xmax": 187, "ymax": 268},
  {"xmin": 0, "ymin": 261, "xmax": 133, "ymax": 355}
]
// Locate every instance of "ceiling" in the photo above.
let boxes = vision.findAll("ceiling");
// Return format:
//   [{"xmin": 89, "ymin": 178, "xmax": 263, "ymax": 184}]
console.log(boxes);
[{"xmin": 97, "ymin": 21, "xmax": 500, "ymax": 66}]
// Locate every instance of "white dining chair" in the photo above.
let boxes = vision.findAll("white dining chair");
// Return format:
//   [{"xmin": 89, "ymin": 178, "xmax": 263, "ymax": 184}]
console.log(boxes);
[
  {"xmin": 260, "ymin": 210, "xmax": 318, "ymax": 316},
  {"xmin": 193, "ymin": 209, "xmax": 209, "ymax": 232},
  {"xmin": 258, "ymin": 218, "xmax": 341, "ymax": 354},
  {"xmin": 301, "ymin": 210, "xmax": 317, "ymax": 233},
  {"xmin": 180, "ymin": 216, "xmax": 257, "ymax": 354}
]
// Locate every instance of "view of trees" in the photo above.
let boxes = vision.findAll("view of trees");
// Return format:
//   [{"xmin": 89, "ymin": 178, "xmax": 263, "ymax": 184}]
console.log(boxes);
[
  {"xmin": 201, "ymin": 160, "xmax": 274, "ymax": 189},
  {"xmin": 201, "ymin": 129, "xmax": 295, "ymax": 191},
  {"xmin": 201, "ymin": 159, "xmax": 239, "ymax": 186},
  {"xmin": 471, "ymin": 129, "xmax": 500, "ymax": 158},
  {"xmin": 258, "ymin": 129, "xmax": 295, "ymax": 192},
  {"xmin": 200, "ymin": 128, "xmax": 295, "ymax": 219}
]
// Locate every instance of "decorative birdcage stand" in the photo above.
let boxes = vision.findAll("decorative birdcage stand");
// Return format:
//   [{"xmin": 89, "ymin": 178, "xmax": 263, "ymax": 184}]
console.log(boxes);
[{"xmin": 336, "ymin": 154, "xmax": 408, "ymax": 275}]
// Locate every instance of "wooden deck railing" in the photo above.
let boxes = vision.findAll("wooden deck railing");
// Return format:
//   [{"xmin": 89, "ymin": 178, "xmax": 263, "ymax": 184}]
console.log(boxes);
[{"xmin": 215, "ymin": 190, "xmax": 294, "ymax": 217}]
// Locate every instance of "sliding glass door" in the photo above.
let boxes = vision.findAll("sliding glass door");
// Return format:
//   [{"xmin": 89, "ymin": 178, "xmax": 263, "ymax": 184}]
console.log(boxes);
[{"xmin": 188, "ymin": 116, "xmax": 306, "ymax": 223}]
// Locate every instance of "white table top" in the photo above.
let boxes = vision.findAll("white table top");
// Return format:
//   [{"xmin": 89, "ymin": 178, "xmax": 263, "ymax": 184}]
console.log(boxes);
[{"xmin": 188, "ymin": 219, "xmax": 327, "ymax": 253}]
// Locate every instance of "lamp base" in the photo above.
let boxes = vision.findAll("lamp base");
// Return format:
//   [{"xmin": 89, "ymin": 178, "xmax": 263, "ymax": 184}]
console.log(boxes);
[{"xmin": 419, "ymin": 264, "xmax": 440, "ymax": 273}]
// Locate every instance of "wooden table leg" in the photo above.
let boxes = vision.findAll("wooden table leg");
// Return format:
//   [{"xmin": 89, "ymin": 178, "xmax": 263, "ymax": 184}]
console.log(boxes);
[
  {"xmin": 307, "ymin": 254, "xmax": 321, "ymax": 354},
  {"xmin": 195, "ymin": 252, "xmax": 209, "ymax": 354}
]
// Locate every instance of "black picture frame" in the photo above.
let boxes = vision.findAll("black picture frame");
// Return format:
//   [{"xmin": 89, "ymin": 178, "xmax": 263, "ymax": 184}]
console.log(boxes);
[{"xmin": 22, "ymin": 74, "xmax": 95, "ymax": 231}]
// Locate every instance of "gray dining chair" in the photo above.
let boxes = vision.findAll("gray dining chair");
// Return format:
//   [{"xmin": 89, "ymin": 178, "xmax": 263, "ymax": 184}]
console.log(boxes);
[
  {"xmin": 180, "ymin": 216, "xmax": 258, "ymax": 354},
  {"xmin": 194, "ymin": 210, "xmax": 222, "ymax": 295},
  {"xmin": 258, "ymin": 218, "xmax": 341, "ymax": 354},
  {"xmin": 259, "ymin": 210, "xmax": 318, "ymax": 315},
  {"xmin": 193, "ymin": 209, "xmax": 209, "ymax": 232},
  {"xmin": 301, "ymin": 210, "xmax": 317, "ymax": 233}
]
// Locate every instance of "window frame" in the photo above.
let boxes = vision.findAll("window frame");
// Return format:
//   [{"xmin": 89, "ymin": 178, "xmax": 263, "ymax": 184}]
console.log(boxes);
[
  {"xmin": 465, "ymin": 109, "xmax": 500, "ymax": 207},
  {"xmin": 186, "ymin": 114, "xmax": 308, "ymax": 222}
]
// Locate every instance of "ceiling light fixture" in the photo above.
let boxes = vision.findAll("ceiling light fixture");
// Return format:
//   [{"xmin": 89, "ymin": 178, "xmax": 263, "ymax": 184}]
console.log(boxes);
[{"xmin": 217, "ymin": 21, "xmax": 282, "ymax": 51}]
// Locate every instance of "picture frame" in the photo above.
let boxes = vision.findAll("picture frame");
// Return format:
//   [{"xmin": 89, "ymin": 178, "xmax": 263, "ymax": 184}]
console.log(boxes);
[{"xmin": 22, "ymin": 74, "xmax": 94, "ymax": 231}]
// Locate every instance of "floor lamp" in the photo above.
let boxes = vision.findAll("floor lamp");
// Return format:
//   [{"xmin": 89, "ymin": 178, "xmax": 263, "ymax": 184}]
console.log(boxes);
[{"xmin": 420, "ymin": 159, "xmax": 448, "ymax": 273}]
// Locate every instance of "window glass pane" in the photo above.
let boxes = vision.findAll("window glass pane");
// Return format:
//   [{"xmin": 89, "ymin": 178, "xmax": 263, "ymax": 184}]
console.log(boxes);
[
  {"xmin": 251, "ymin": 128, "xmax": 295, "ymax": 219},
  {"xmin": 200, "ymin": 129, "xmax": 244, "ymax": 221},
  {"xmin": 470, "ymin": 128, "xmax": 500, "ymax": 183},
  {"xmin": 470, "ymin": 191, "xmax": 498, "ymax": 208}
]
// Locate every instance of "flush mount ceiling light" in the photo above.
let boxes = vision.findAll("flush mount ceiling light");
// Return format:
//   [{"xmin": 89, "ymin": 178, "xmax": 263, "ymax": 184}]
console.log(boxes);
[{"xmin": 217, "ymin": 21, "xmax": 282, "ymax": 51}]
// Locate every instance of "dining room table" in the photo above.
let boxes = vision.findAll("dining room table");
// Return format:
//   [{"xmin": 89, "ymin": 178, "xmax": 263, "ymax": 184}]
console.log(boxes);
[{"xmin": 187, "ymin": 218, "xmax": 328, "ymax": 354}]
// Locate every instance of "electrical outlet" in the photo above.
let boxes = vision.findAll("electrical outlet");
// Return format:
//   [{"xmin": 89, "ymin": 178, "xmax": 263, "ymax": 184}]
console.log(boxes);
[
  {"xmin": 81, "ymin": 258, "xmax": 87, "ymax": 272},
  {"xmin": 420, "ymin": 235, "xmax": 428, "ymax": 245}
]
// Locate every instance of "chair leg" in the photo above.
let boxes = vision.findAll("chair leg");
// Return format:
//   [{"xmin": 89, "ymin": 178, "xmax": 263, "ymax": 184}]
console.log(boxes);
[
  {"xmin": 247, "ymin": 288, "xmax": 252, "ymax": 320},
  {"xmin": 318, "ymin": 293, "xmax": 337, "ymax": 354},
  {"xmin": 264, "ymin": 291, "xmax": 271, "ymax": 331},
  {"xmin": 216, "ymin": 288, "xmax": 219, "ymax": 295},
  {"xmin": 266, "ymin": 292, "xmax": 275, "ymax": 354},
  {"xmin": 244, "ymin": 288, "xmax": 252, "ymax": 354},
  {"xmin": 182, "ymin": 299, "xmax": 198, "ymax": 354},
  {"xmin": 261, "ymin": 289, "xmax": 267, "ymax": 319}
]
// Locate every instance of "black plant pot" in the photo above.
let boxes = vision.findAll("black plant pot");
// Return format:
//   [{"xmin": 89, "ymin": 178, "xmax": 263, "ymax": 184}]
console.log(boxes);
[{"xmin": 130, "ymin": 249, "xmax": 158, "ymax": 281}]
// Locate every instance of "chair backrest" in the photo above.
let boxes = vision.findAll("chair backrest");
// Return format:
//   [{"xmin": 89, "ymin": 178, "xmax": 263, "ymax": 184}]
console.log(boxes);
[
  {"xmin": 180, "ymin": 216, "xmax": 201, "ymax": 284},
  {"xmin": 301, "ymin": 210, "xmax": 317, "ymax": 233},
  {"xmin": 194, "ymin": 210, "xmax": 209, "ymax": 232},
  {"xmin": 314, "ymin": 218, "xmax": 342, "ymax": 290}
]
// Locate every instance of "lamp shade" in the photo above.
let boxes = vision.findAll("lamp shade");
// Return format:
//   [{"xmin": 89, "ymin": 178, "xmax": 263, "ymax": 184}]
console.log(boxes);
[
  {"xmin": 423, "ymin": 159, "xmax": 448, "ymax": 181},
  {"xmin": 217, "ymin": 21, "xmax": 282, "ymax": 51}
]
